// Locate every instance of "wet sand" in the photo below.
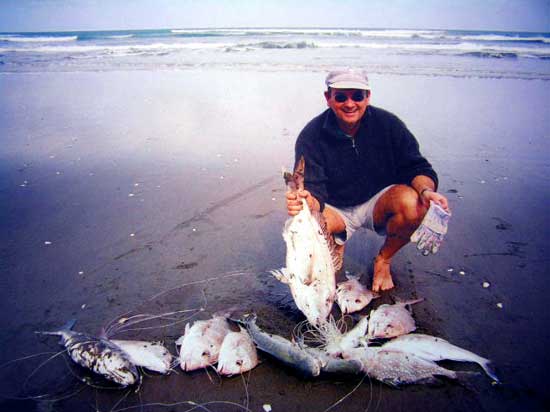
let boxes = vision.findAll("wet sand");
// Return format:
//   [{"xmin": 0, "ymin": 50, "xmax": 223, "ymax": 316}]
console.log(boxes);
[{"xmin": 1, "ymin": 70, "xmax": 549, "ymax": 412}]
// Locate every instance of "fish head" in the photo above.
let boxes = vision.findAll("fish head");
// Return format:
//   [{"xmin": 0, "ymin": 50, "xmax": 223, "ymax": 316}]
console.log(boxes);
[
  {"xmin": 179, "ymin": 341, "xmax": 215, "ymax": 371},
  {"xmin": 110, "ymin": 365, "xmax": 140, "ymax": 386}
]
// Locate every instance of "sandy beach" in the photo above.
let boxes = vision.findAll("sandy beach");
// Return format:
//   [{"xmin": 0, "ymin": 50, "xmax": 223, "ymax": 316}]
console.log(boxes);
[{"xmin": 1, "ymin": 68, "xmax": 549, "ymax": 412}]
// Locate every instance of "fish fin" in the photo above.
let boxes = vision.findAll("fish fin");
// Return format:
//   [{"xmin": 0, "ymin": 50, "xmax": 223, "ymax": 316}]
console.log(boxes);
[
  {"xmin": 35, "ymin": 319, "xmax": 77, "ymax": 344},
  {"xmin": 293, "ymin": 156, "xmax": 305, "ymax": 191},
  {"xmin": 393, "ymin": 296, "xmax": 425, "ymax": 306},
  {"xmin": 344, "ymin": 273, "xmax": 360, "ymax": 281},
  {"xmin": 312, "ymin": 209, "xmax": 343, "ymax": 272},
  {"xmin": 270, "ymin": 268, "xmax": 290, "ymax": 283}
]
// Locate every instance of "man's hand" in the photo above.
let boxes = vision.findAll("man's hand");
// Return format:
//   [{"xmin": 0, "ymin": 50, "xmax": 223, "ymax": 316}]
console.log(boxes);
[
  {"xmin": 286, "ymin": 190, "xmax": 319, "ymax": 216},
  {"xmin": 420, "ymin": 189, "xmax": 450, "ymax": 213}
]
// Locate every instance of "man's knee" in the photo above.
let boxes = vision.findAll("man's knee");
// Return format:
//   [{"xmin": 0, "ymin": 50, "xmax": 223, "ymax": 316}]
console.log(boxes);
[{"xmin": 378, "ymin": 185, "xmax": 427, "ymax": 226}]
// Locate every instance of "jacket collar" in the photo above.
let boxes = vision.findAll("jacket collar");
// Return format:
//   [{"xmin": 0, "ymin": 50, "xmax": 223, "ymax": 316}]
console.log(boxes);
[{"xmin": 322, "ymin": 106, "xmax": 372, "ymax": 139}]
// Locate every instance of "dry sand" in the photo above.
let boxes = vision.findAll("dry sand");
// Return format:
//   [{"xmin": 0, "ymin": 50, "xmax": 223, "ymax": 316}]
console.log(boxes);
[{"xmin": 0, "ymin": 70, "xmax": 549, "ymax": 411}]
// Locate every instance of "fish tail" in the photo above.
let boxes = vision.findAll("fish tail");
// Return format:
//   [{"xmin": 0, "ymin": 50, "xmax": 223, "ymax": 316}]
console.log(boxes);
[
  {"xmin": 35, "ymin": 318, "xmax": 76, "ymax": 335},
  {"xmin": 481, "ymin": 360, "xmax": 500, "ymax": 384},
  {"xmin": 35, "ymin": 319, "xmax": 77, "ymax": 344}
]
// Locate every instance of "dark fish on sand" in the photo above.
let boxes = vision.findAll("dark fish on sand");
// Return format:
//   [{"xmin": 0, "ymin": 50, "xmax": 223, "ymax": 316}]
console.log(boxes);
[
  {"xmin": 272, "ymin": 157, "xmax": 342, "ymax": 325},
  {"xmin": 37, "ymin": 320, "xmax": 139, "ymax": 386},
  {"xmin": 381, "ymin": 333, "xmax": 499, "ymax": 382}
]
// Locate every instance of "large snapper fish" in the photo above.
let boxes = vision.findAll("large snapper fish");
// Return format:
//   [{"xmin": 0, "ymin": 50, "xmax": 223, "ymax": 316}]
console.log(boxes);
[
  {"xmin": 381, "ymin": 333, "xmax": 499, "ymax": 382},
  {"xmin": 216, "ymin": 327, "xmax": 259, "ymax": 376},
  {"xmin": 175, "ymin": 315, "xmax": 231, "ymax": 371},
  {"xmin": 367, "ymin": 298, "xmax": 424, "ymax": 340},
  {"xmin": 37, "ymin": 320, "xmax": 139, "ymax": 386},
  {"xmin": 272, "ymin": 157, "xmax": 342, "ymax": 325}
]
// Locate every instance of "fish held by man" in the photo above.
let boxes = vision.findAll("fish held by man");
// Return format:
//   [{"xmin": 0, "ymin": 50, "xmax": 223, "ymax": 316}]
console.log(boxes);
[
  {"xmin": 36, "ymin": 319, "xmax": 140, "ymax": 387},
  {"xmin": 175, "ymin": 314, "xmax": 232, "ymax": 371},
  {"xmin": 367, "ymin": 298, "xmax": 424, "ymax": 340},
  {"xmin": 272, "ymin": 156, "xmax": 342, "ymax": 325},
  {"xmin": 381, "ymin": 333, "xmax": 500, "ymax": 383},
  {"xmin": 336, "ymin": 275, "xmax": 379, "ymax": 314}
]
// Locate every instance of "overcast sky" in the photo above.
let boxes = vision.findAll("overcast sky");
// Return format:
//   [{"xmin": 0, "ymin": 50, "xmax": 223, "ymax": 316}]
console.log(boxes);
[{"xmin": 0, "ymin": 0, "xmax": 548, "ymax": 32}]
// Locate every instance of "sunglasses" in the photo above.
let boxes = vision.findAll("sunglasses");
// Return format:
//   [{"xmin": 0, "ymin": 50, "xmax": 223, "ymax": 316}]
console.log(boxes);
[{"xmin": 333, "ymin": 91, "xmax": 367, "ymax": 103}]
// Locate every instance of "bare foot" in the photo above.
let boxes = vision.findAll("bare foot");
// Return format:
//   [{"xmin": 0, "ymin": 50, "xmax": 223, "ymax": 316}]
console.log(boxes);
[{"xmin": 372, "ymin": 256, "xmax": 395, "ymax": 292}]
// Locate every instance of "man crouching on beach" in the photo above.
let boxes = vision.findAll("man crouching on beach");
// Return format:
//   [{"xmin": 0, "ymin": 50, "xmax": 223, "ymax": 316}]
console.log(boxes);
[{"xmin": 286, "ymin": 68, "xmax": 450, "ymax": 292}]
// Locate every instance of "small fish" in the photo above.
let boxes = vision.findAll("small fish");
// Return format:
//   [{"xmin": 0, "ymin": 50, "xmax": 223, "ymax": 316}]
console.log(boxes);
[
  {"xmin": 111, "ymin": 340, "xmax": 173, "ymax": 374},
  {"xmin": 381, "ymin": 333, "xmax": 499, "ymax": 383},
  {"xmin": 324, "ymin": 316, "xmax": 369, "ymax": 358},
  {"xmin": 367, "ymin": 298, "xmax": 424, "ymax": 340},
  {"xmin": 37, "ymin": 320, "xmax": 139, "ymax": 386},
  {"xmin": 273, "ymin": 157, "xmax": 341, "ymax": 325},
  {"xmin": 344, "ymin": 347, "xmax": 466, "ymax": 387},
  {"xmin": 217, "ymin": 327, "xmax": 259, "ymax": 376},
  {"xmin": 241, "ymin": 314, "xmax": 322, "ymax": 377},
  {"xmin": 175, "ymin": 315, "xmax": 231, "ymax": 371},
  {"xmin": 336, "ymin": 276, "xmax": 379, "ymax": 314}
]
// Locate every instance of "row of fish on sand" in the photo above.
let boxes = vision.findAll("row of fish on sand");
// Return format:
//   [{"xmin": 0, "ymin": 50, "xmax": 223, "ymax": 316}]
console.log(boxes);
[
  {"xmin": 36, "ymin": 312, "xmax": 260, "ymax": 388},
  {"xmin": 32, "ymin": 158, "xmax": 499, "ymax": 390},
  {"xmin": 264, "ymin": 157, "xmax": 500, "ymax": 386}
]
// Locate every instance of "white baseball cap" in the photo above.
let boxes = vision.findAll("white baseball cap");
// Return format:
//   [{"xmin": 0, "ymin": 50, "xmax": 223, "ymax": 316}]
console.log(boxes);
[{"xmin": 325, "ymin": 68, "xmax": 370, "ymax": 90}]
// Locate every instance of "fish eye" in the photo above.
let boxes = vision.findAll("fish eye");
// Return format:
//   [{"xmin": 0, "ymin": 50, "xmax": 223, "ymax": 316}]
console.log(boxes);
[
  {"xmin": 201, "ymin": 351, "xmax": 210, "ymax": 357},
  {"xmin": 236, "ymin": 360, "xmax": 243, "ymax": 366}
]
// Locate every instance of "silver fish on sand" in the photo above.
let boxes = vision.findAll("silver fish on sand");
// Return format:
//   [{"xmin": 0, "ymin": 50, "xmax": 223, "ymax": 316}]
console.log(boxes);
[
  {"xmin": 336, "ymin": 275, "xmax": 379, "ymax": 314},
  {"xmin": 175, "ymin": 314, "xmax": 231, "ymax": 371},
  {"xmin": 381, "ymin": 333, "xmax": 499, "ymax": 383},
  {"xmin": 217, "ymin": 327, "xmax": 259, "ymax": 376},
  {"xmin": 367, "ymin": 298, "xmax": 424, "ymax": 340},
  {"xmin": 241, "ymin": 314, "xmax": 361, "ymax": 377},
  {"xmin": 272, "ymin": 157, "xmax": 342, "ymax": 325},
  {"xmin": 37, "ymin": 320, "xmax": 139, "ymax": 386},
  {"xmin": 241, "ymin": 314, "xmax": 322, "ymax": 377},
  {"xmin": 344, "ymin": 346, "xmax": 468, "ymax": 387},
  {"xmin": 111, "ymin": 339, "xmax": 174, "ymax": 374}
]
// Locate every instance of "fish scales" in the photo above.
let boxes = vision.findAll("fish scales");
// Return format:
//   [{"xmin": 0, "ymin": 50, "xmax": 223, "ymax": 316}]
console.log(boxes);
[{"xmin": 344, "ymin": 347, "xmax": 458, "ymax": 387}]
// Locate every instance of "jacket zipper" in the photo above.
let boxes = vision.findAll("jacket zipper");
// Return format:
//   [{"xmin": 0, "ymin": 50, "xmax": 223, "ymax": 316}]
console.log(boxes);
[{"xmin": 350, "ymin": 136, "xmax": 359, "ymax": 156}]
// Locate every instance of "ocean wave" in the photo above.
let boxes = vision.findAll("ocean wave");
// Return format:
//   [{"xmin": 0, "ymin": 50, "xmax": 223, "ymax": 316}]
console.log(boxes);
[
  {"xmin": 106, "ymin": 34, "xmax": 134, "ymax": 39},
  {"xmin": 0, "ymin": 35, "xmax": 78, "ymax": 42}
]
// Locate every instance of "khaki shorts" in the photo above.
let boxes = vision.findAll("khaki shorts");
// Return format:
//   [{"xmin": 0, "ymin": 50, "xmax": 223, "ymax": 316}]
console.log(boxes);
[{"xmin": 325, "ymin": 185, "xmax": 394, "ymax": 245}]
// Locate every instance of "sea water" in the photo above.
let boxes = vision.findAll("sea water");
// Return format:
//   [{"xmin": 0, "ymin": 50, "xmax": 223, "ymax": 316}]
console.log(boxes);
[{"xmin": 0, "ymin": 27, "xmax": 549, "ymax": 79}]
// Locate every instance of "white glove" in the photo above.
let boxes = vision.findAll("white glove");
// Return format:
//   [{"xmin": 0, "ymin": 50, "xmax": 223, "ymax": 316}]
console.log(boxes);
[{"xmin": 410, "ymin": 201, "xmax": 451, "ymax": 255}]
